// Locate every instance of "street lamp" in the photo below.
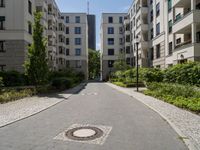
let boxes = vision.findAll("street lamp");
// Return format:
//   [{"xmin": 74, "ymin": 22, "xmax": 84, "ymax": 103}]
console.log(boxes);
[{"xmin": 135, "ymin": 36, "xmax": 140, "ymax": 92}]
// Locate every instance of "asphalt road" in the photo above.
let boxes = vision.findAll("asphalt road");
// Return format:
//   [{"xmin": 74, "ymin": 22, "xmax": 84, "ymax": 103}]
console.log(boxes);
[{"xmin": 0, "ymin": 82, "xmax": 188, "ymax": 150}]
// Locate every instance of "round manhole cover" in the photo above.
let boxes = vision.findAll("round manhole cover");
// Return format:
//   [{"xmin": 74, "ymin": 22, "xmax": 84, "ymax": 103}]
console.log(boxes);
[{"xmin": 65, "ymin": 126, "xmax": 103, "ymax": 141}]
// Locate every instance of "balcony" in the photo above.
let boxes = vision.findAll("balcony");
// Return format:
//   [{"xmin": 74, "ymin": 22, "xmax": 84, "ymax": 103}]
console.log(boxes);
[
  {"xmin": 173, "ymin": 10, "xmax": 200, "ymax": 33},
  {"xmin": 135, "ymin": 24, "xmax": 148, "ymax": 35},
  {"xmin": 47, "ymin": 30, "xmax": 56, "ymax": 37}
]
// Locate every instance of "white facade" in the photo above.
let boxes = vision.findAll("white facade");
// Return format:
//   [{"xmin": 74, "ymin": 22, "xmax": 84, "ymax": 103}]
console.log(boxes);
[
  {"xmin": 0, "ymin": 0, "xmax": 92, "ymax": 79},
  {"xmin": 100, "ymin": 0, "xmax": 200, "ymax": 80}
]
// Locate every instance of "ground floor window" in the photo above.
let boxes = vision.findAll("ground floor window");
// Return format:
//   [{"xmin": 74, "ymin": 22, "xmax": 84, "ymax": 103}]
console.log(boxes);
[{"xmin": 108, "ymin": 60, "xmax": 114, "ymax": 68}]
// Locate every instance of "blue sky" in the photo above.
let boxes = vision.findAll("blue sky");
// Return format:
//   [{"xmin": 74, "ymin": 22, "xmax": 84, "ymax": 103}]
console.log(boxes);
[{"xmin": 55, "ymin": 0, "xmax": 132, "ymax": 50}]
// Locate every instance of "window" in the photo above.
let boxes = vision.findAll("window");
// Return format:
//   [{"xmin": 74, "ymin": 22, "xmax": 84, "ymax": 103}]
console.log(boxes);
[
  {"xmin": 156, "ymin": 3, "xmax": 160, "ymax": 17},
  {"xmin": 108, "ymin": 49, "xmax": 114, "ymax": 55},
  {"xmin": 28, "ymin": 22, "xmax": 32, "ymax": 34},
  {"xmin": 0, "ymin": 16, "xmax": 5, "ymax": 30},
  {"xmin": 108, "ymin": 60, "xmax": 114, "ymax": 68},
  {"xmin": 108, "ymin": 17, "xmax": 113, "ymax": 23},
  {"xmin": 108, "ymin": 38, "xmax": 114, "ymax": 45},
  {"xmin": 119, "ymin": 38, "xmax": 123, "ymax": 45},
  {"xmin": 150, "ymin": 0, "xmax": 153, "ymax": 5},
  {"xmin": 75, "ymin": 60, "xmax": 81, "ymax": 68},
  {"xmin": 126, "ymin": 46, "xmax": 130, "ymax": 54},
  {"xmin": 75, "ymin": 48, "xmax": 81, "ymax": 56},
  {"xmin": 119, "ymin": 16, "xmax": 123, "ymax": 23},
  {"xmin": 108, "ymin": 27, "xmax": 114, "ymax": 34},
  {"xmin": 75, "ymin": 27, "xmax": 81, "ymax": 34},
  {"xmin": 0, "ymin": 41, "xmax": 5, "ymax": 52},
  {"xmin": 175, "ymin": 13, "xmax": 181, "ymax": 22},
  {"xmin": 126, "ymin": 58, "xmax": 131, "ymax": 65},
  {"xmin": 66, "ymin": 16, "xmax": 69, "ymax": 23},
  {"xmin": 151, "ymin": 28, "xmax": 154, "ymax": 39},
  {"xmin": 119, "ymin": 27, "xmax": 123, "ymax": 34},
  {"xmin": 168, "ymin": 0, "xmax": 172, "ymax": 11},
  {"xmin": 66, "ymin": 27, "xmax": 69, "ymax": 34},
  {"xmin": 28, "ymin": 0, "xmax": 32, "ymax": 15},
  {"xmin": 0, "ymin": 65, "xmax": 6, "ymax": 71},
  {"xmin": 169, "ymin": 42, "xmax": 173, "ymax": 55},
  {"xmin": 75, "ymin": 38, "xmax": 81, "ymax": 45},
  {"xmin": 168, "ymin": 20, "xmax": 172, "ymax": 33},
  {"xmin": 66, "ymin": 38, "xmax": 69, "ymax": 45},
  {"xmin": 66, "ymin": 60, "xmax": 70, "ymax": 67},
  {"xmin": 150, "ymin": 10, "xmax": 153, "ymax": 22},
  {"xmin": 66, "ymin": 49, "xmax": 69, "ymax": 55},
  {"xmin": 75, "ymin": 16, "xmax": 80, "ymax": 23},
  {"xmin": 150, "ymin": 47, "xmax": 154, "ymax": 60},
  {"xmin": 0, "ymin": 0, "xmax": 5, "ymax": 7},
  {"xmin": 156, "ymin": 44, "xmax": 160, "ymax": 59},
  {"xmin": 176, "ymin": 38, "xmax": 181, "ymax": 44},
  {"xmin": 156, "ymin": 23, "xmax": 160, "ymax": 36}
]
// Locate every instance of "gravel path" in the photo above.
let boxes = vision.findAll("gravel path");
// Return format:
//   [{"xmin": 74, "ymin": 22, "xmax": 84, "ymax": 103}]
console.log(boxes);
[
  {"xmin": 107, "ymin": 83, "xmax": 200, "ymax": 150},
  {"xmin": 0, "ymin": 83, "xmax": 86, "ymax": 128}
]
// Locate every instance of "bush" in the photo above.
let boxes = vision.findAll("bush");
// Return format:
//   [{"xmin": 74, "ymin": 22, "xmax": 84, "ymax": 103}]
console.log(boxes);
[
  {"xmin": 0, "ymin": 77, "xmax": 3, "ymax": 87},
  {"xmin": 0, "ymin": 88, "xmax": 36, "ymax": 104},
  {"xmin": 144, "ymin": 82, "xmax": 200, "ymax": 112},
  {"xmin": 163, "ymin": 62, "xmax": 200, "ymax": 86},
  {"xmin": 51, "ymin": 77, "xmax": 73, "ymax": 90},
  {"xmin": 0, "ymin": 71, "xmax": 27, "ymax": 87}
]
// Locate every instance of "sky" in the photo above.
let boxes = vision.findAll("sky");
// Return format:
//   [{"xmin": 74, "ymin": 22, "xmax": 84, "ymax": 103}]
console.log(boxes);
[{"xmin": 55, "ymin": 0, "xmax": 132, "ymax": 50}]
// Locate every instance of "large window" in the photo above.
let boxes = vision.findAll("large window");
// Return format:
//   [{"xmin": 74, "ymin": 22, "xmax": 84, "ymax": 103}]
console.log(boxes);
[
  {"xmin": 75, "ymin": 48, "xmax": 81, "ymax": 56},
  {"xmin": 107, "ymin": 27, "xmax": 114, "ymax": 34},
  {"xmin": 0, "ymin": 41, "xmax": 5, "ymax": 52},
  {"xmin": 156, "ymin": 3, "xmax": 160, "ymax": 17},
  {"xmin": 151, "ymin": 28, "xmax": 154, "ymax": 39},
  {"xmin": 108, "ymin": 17, "xmax": 113, "ymax": 23},
  {"xmin": 168, "ymin": 20, "xmax": 172, "ymax": 33},
  {"xmin": 66, "ymin": 49, "xmax": 69, "ymax": 55},
  {"xmin": 75, "ymin": 60, "xmax": 81, "ymax": 68},
  {"xmin": 75, "ymin": 27, "xmax": 81, "ymax": 34},
  {"xmin": 168, "ymin": 0, "xmax": 172, "ymax": 11},
  {"xmin": 108, "ymin": 49, "xmax": 114, "ymax": 55},
  {"xmin": 119, "ymin": 16, "xmax": 123, "ymax": 23},
  {"xmin": 150, "ymin": 10, "xmax": 153, "ymax": 22},
  {"xmin": 66, "ymin": 27, "xmax": 69, "ymax": 34},
  {"xmin": 156, "ymin": 23, "xmax": 160, "ymax": 36},
  {"xmin": 28, "ymin": 0, "xmax": 32, "ymax": 15},
  {"xmin": 75, "ymin": 38, "xmax": 81, "ymax": 45},
  {"xmin": 0, "ymin": 0, "xmax": 5, "ymax": 7},
  {"xmin": 66, "ymin": 38, "xmax": 69, "ymax": 45},
  {"xmin": 0, "ymin": 16, "xmax": 5, "ymax": 30},
  {"xmin": 108, "ymin": 60, "xmax": 114, "ymax": 68},
  {"xmin": 169, "ymin": 42, "xmax": 173, "ymax": 55},
  {"xmin": 108, "ymin": 38, "xmax": 114, "ymax": 45},
  {"xmin": 75, "ymin": 16, "xmax": 80, "ymax": 23},
  {"xmin": 156, "ymin": 44, "xmax": 160, "ymax": 59},
  {"xmin": 28, "ymin": 22, "xmax": 32, "ymax": 34},
  {"xmin": 66, "ymin": 16, "xmax": 69, "ymax": 23}
]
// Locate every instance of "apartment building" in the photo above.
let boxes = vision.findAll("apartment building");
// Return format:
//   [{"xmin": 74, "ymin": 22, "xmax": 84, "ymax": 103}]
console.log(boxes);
[
  {"xmin": 0, "ymin": 0, "xmax": 96, "ymax": 80},
  {"xmin": 100, "ymin": 13, "xmax": 126, "ymax": 80},
  {"xmin": 0, "ymin": 0, "xmax": 35, "ymax": 71},
  {"xmin": 100, "ymin": 0, "xmax": 200, "ymax": 80}
]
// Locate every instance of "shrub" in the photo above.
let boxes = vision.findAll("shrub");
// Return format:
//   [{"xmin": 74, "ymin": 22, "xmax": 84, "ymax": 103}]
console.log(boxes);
[
  {"xmin": 144, "ymin": 82, "xmax": 200, "ymax": 112},
  {"xmin": 51, "ymin": 77, "xmax": 73, "ymax": 90},
  {"xmin": 0, "ymin": 77, "xmax": 3, "ymax": 87},
  {"xmin": 0, "ymin": 71, "xmax": 27, "ymax": 87},
  {"xmin": 0, "ymin": 88, "xmax": 36, "ymax": 104}
]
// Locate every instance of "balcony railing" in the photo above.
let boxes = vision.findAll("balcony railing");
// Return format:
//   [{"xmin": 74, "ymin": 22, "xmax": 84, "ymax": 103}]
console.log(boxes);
[{"xmin": 175, "ymin": 40, "xmax": 192, "ymax": 49}]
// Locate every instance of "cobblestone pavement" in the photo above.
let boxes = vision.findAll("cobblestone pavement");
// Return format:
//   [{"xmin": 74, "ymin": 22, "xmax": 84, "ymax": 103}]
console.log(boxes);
[
  {"xmin": 0, "ymin": 83, "xmax": 86, "ymax": 128},
  {"xmin": 107, "ymin": 83, "xmax": 200, "ymax": 150}
]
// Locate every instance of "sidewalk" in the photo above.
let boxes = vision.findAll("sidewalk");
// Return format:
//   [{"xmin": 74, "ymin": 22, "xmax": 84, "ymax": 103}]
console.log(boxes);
[
  {"xmin": 106, "ymin": 83, "xmax": 200, "ymax": 150},
  {"xmin": 0, "ymin": 83, "xmax": 86, "ymax": 128}
]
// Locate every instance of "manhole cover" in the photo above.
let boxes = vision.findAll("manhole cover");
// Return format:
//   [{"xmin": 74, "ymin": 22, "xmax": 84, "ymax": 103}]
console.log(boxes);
[{"xmin": 65, "ymin": 126, "xmax": 103, "ymax": 141}]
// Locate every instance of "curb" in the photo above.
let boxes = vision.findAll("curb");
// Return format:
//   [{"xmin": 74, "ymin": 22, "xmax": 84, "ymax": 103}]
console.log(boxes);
[
  {"xmin": 0, "ymin": 83, "xmax": 87, "ymax": 129},
  {"xmin": 106, "ymin": 83, "xmax": 198, "ymax": 150}
]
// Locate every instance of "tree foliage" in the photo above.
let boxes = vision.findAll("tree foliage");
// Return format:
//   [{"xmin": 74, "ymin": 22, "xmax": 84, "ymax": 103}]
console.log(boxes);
[
  {"xmin": 88, "ymin": 49, "xmax": 100, "ymax": 79},
  {"xmin": 24, "ymin": 12, "xmax": 49, "ymax": 85},
  {"xmin": 113, "ymin": 51, "xmax": 130, "ymax": 71}
]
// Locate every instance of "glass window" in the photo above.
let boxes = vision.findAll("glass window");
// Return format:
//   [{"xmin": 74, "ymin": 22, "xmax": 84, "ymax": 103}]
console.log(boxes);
[
  {"xmin": 66, "ymin": 49, "xmax": 69, "ymax": 55},
  {"xmin": 156, "ymin": 3, "xmax": 160, "ymax": 17},
  {"xmin": 75, "ymin": 60, "xmax": 81, "ymax": 68},
  {"xmin": 156, "ymin": 23, "xmax": 160, "ymax": 36},
  {"xmin": 66, "ymin": 38, "xmax": 69, "ymax": 45},
  {"xmin": 107, "ymin": 27, "xmax": 114, "ymax": 34},
  {"xmin": 168, "ymin": 0, "xmax": 172, "ymax": 11},
  {"xmin": 75, "ymin": 27, "xmax": 81, "ymax": 34},
  {"xmin": 66, "ymin": 16, "xmax": 69, "ymax": 23},
  {"xmin": 66, "ymin": 27, "xmax": 69, "ymax": 34},
  {"xmin": 108, "ymin": 49, "xmax": 114, "ymax": 55},
  {"xmin": 108, "ymin": 60, "xmax": 114, "ymax": 68},
  {"xmin": 156, "ymin": 44, "xmax": 160, "ymax": 58},
  {"xmin": 108, "ymin": 38, "xmax": 114, "ymax": 45},
  {"xmin": 75, "ymin": 48, "xmax": 81, "ymax": 56},
  {"xmin": 75, "ymin": 16, "xmax": 80, "ymax": 23},
  {"xmin": 119, "ymin": 16, "xmax": 123, "ymax": 23},
  {"xmin": 169, "ymin": 42, "xmax": 173, "ymax": 55},
  {"xmin": 0, "ymin": 0, "xmax": 5, "ymax": 7},
  {"xmin": 0, "ymin": 41, "xmax": 5, "ymax": 52},
  {"xmin": 168, "ymin": 20, "xmax": 172, "ymax": 33},
  {"xmin": 28, "ymin": 0, "xmax": 32, "ymax": 15},
  {"xmin": 75, "ymin": 38, "xmax": 81, "ymax": 45},
  {"xmin": 0, "ymin": 16, "xmax": 5, "ymax": 30},
  {"xmin": 108, "ymin": 17, "xmax": 113, "ymax": 23}
]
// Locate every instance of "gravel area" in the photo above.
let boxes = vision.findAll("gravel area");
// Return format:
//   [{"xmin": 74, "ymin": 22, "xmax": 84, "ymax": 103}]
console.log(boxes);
[
  {"xmin": 107, "ymin": 83, "xmax": 200, "ymax": 150},
  {"xmin": 0, "ymin": 83, "xmax": 86, "ymax": 128}
]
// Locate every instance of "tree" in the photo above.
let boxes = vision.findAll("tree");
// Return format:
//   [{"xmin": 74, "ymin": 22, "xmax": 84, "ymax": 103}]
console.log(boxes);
[
  {"xmin": 88, "ymin": 49, "xmax": 100, "ymax": 79},
  {"xmin": 113, "ymin": 50, "xmax": 130, "ymax": 71},
  {"xmin": 24, "ymin": 12, "xmax": 49, "ymax": 85}
]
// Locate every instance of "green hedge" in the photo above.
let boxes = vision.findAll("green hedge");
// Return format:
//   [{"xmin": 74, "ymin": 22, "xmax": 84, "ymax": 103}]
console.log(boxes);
[
  {"xmin": 144, "ymin": 82, "xmax": 200, "ymax": 112},
  {"xmin": 51, "ymin": 77, "xmax": 73, "ymax": 90}
]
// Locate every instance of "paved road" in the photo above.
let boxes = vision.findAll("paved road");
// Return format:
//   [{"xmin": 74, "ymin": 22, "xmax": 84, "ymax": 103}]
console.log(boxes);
[{"xmin": 0, "ymin": 82, "xmax": 188, "ymax": 150}]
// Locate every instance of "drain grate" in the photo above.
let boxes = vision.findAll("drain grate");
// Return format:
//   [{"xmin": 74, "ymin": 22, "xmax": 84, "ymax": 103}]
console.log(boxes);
[{"xmin": 65, "ymin": 126, "xmax": 103, "ymax": 141}]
